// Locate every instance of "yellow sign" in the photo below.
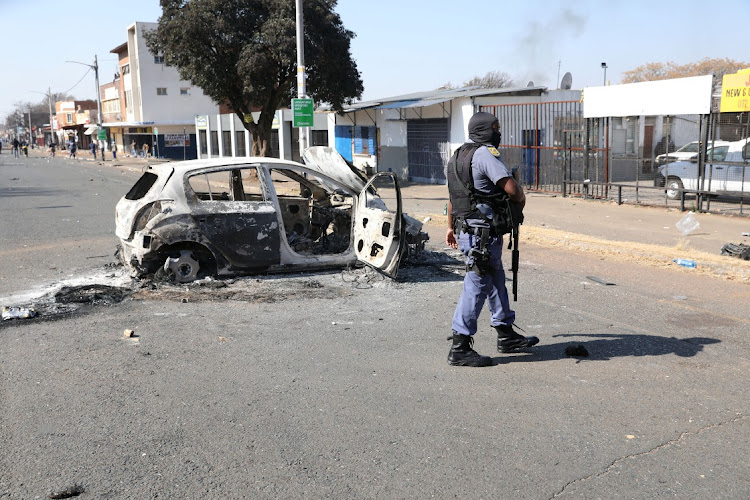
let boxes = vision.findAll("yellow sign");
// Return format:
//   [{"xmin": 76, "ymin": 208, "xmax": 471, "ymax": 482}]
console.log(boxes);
[{"xmin": 720, "ymin": 71, "xmax": 750, "ymax": 112}]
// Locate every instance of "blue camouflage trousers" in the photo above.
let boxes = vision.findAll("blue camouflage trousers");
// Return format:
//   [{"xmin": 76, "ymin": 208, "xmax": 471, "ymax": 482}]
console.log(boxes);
[{"xmin": 451, "ymin": 230, "xmax": 515, "ymax": 336}]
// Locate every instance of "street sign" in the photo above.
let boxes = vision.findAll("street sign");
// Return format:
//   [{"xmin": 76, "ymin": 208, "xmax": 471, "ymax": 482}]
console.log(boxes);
[
  {"xmin": 153, "ymin": 127, "xmax": 159, "ymax": 136},
  {"xmin": 720, "ymin": 71, "xmax": 750, "ymax": 112},
  {"xmin": 97, "ymin": 128, "xmax": 107, "ymax": 141},
  {"xmin": 292, "ymin": 98, "xmax": 314, "ymax": 127}
]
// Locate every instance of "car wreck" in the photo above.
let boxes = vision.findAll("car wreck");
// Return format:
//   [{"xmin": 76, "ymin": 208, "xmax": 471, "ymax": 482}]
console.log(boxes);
[{"xmin": 115, "ymin": 147, "xmax": 429, "ymax": 282}]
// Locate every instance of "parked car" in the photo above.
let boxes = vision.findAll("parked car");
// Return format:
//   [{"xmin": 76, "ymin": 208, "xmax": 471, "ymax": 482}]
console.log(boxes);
[
  {"xmin": 655, "ymin": 140, "xmax": 729, "ymax": 166},
  {"xmin": 115, "ymin": 147, "xmax": 428, "ymax": 282},
  {"xmin": 654, "ymin": 138, "xmax": 750, "ymax": 200}
]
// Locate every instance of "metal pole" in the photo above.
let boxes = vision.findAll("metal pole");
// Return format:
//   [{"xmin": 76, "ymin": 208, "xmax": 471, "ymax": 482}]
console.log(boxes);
[
  {"xmin": 28, "ymin": 107, "xmax": 32, "ymax": 145},
  {"xmin": 295, "ymin": 0, "xmax": 308, "ymax": 158},
  {"xmin": 183, "ymin": 127, "xmax": 186, "ymax": 161},
  {"xmin": 94, "ymin": 55, "xmax": 102, "ymax": 127},
  {"xmin": 47, "ymin": 87, "xmax": 54, "ymax": 146}
]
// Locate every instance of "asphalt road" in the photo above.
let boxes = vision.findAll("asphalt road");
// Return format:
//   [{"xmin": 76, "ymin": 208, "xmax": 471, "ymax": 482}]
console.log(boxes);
[{"xmin": 1, "ymin": 152, "xmax": 750, "ymax": 499}]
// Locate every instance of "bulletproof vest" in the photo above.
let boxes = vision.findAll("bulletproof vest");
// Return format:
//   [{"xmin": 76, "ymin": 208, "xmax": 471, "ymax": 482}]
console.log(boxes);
[
  {"xmin": 446, "ymin": 143, "xmax": 523, "ymax": 235},
  {"xmin": 446, "ymin": 143, "xmax": 483, "ymax": 220}
]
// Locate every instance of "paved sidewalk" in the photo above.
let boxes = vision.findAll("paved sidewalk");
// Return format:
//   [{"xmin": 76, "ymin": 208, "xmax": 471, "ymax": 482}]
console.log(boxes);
[{"xmin": 396, "ymin": 181, "xmax": 750, "ymax": 260}]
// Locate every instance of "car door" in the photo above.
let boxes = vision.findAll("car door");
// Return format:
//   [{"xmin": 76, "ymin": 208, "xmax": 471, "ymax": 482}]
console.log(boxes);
[
  {"xmin": 704, "ymin": 146, "xmax": 730, "ymax": 193},
  {"xmin": 188, "ymin": 167, "xmax": 281, "ymax": 271},
  {"xmin": 725, "ymin": 164, "xmax": 749, "ymax": 195},
  {"xmin": 353, "ymin": 172, "xmax": 405, "ymax": 278}
]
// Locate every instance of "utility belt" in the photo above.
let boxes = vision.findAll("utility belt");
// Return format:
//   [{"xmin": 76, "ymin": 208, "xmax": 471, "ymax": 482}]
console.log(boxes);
[
  {"xmin": 453, "ymin": 218, "xmax": 498, "ymax": 238},
  {"xmin": 454, "ymin": 218, "xmax": 496, "ymax": 276}
]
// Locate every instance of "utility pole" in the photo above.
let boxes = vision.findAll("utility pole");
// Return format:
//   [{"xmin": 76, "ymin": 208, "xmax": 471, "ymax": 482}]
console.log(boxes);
[
  {"xmin": 93, "ymin": 55, "xmax": 102, "ymax": 127},
  {"xmin": 28, "ymin": 107, "xmax": 32, "ymax": 145},
  {"xmin": 295, "ymin": 0, "xmax": 308, "ymax": 158},
  {"xmin": 66, "ymin": 56, "xmax": 104, "ymax": 127},
  {"xmin": 30, "ymin": 88, "xmax": 55, "ymax": 146}
]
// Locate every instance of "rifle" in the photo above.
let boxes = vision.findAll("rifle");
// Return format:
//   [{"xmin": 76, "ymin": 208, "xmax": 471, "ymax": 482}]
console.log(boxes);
[
  {"xmin": 510, "ymin": 221, "xmax": 520, "ymax": 301},
  {"xmin": 506, "ymin": 200, "xmax": 523, "ymax": 301}
]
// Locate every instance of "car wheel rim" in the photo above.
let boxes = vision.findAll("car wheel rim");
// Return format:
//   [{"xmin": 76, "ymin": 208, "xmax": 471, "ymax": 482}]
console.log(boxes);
[{"xmin": 164, "ymin": 250, "xmax": 200, "ymax": 283}]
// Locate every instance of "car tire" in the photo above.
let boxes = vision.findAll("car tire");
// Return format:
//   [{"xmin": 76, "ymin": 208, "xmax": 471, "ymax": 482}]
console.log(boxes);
[
  {"xmin": 666, "ymin": 177, "xmax": 683, "ymax": 201},
  {"xmin": 164, "ymin": 250, "xmax": 200, "ymax": 283}
]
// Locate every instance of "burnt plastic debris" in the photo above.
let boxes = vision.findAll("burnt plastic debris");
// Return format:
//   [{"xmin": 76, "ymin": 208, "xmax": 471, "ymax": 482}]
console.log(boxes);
[
  {"xmin": 565, "ymin": 345, "xmax": 589, "ymax": 357},
  {"xmin": 2, "ymin": 306, "xmax": 38, "ymax": 320},
  {"xmin": 54, "ymin": 285, "xmax": 130, "ymax": 305},
  {"xmin": 721, "ymin": 243, "xmax": 750, "ymax": 260}
]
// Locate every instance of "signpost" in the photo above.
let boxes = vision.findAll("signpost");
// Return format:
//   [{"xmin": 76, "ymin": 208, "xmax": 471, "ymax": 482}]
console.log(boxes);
[{"xmin": 292, "ymin": 98, "xmax": 314, "ymax": 128}]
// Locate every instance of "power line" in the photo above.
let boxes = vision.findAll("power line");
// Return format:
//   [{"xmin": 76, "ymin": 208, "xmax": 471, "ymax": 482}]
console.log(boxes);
[{"xmin": 63, "ymin": 67, "xmax": 93, "ymax": 94}]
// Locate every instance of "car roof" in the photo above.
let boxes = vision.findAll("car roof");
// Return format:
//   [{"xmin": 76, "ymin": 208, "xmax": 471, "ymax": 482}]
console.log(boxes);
[{"xmin": 144, "ymin": 148, "xmax": 367, "ymax": 193}]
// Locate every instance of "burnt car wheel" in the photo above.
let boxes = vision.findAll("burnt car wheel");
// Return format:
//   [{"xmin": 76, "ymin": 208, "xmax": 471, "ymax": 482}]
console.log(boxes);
[
  {"xmin": 163, "ymin": 250, "xmax": 200, "ymax": 283},
  {"xmin": 666, "ymin": 177, "xmax": 683, "ymax": 201}
]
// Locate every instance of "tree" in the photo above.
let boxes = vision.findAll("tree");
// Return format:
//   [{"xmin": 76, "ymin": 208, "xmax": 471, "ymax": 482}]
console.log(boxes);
[
  {"xmin": 146, "ymin": 0, "xmax": 363, "ymax": 157},
  {"xmin": 463, "ymin": 71, "xmax": 514, "ymax": 89},
  {"xmin": 621, "ymin": 57, "xmax": 750, "ymax": 83},
  {"xmin": 440, "ymin": 70, "xmax": 515, "ymax": 91},
  {"xmin": 3, "ymin": 92, "xmax": 75, "ymax": 138}
]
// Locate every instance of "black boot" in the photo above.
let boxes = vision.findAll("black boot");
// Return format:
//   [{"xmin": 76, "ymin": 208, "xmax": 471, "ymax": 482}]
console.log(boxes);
[
  {"xmin": 496, "ymin": 324, "xmax": 539, "ymax": 353},
  {"xmin": 448, "ymin": 333, "xmax": 492, "ymax": 367}
]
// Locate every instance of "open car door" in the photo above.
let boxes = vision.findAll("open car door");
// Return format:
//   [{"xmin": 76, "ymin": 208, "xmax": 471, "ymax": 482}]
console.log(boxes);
[{"xmin": 353, "ymin": 172, "xmax": 406, "ymax": 278}]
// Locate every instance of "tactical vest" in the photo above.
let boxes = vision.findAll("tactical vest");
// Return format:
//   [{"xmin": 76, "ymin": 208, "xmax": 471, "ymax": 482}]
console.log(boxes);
[{"xmin": 446, "ymin": 143, "xmax": 523, "ymax": 235}]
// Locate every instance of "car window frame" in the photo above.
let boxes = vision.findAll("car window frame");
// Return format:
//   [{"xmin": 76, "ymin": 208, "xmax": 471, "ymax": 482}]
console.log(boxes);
[{"xmin": 184, "ymin": 163, "xmax": 272, "ymax": 204}]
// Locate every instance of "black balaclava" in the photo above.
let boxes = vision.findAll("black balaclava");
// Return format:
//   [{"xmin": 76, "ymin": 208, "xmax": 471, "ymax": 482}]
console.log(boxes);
[{"xmin": 468, "ymin": 112, "xmax": 501, "ymax": 148}]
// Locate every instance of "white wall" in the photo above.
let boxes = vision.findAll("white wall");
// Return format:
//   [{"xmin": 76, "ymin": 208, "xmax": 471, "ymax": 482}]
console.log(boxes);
[{"xmin": 131, "ymin": 22, "xmax": 219, "ymax": 124}]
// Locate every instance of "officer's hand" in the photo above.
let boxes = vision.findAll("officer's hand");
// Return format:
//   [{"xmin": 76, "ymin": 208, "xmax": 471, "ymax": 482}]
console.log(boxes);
[{"xmin": 446, "ymin": 229, "xmax": 458, "ymax": 249}]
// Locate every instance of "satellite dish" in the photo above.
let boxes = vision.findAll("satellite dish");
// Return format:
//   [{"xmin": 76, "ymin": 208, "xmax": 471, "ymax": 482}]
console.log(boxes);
[
  {"xmin": 561, "ymin": 72, "xmax": 573, "ymax": 90},
  {"xmin": 527, "ymin": 81, "xmax": 534, "ymax": 87}
]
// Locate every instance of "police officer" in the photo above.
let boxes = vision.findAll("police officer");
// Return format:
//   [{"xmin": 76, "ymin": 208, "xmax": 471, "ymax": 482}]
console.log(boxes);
[{"xmin": 445, "ymin": 112, "xmax": 538, "ymax": 367}]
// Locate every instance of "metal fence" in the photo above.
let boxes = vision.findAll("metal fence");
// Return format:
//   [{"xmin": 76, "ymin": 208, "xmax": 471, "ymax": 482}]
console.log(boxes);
[{"xmin": 481, "ymin": 100, "xmax": 750, "ymax": 217}]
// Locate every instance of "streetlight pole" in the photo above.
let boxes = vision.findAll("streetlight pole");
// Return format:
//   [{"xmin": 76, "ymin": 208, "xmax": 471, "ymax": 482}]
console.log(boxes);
[
  {"xmin": 30, "ymin": 88, "xmax": 55, "ymax": 146},
  {"xmin": 66, "ymin": 56, "xmax": 103, "ymax": 127},
  {"xmin": 601, "ymin": 62, "xmax": 608, "ymax": 86},
  {"xmin": 28, "ymin": 106, "xmax": 32, "ymax": 145},
  {"xmin": 295, "ymin": 0, "xmax": 308, "ymax": 158}
]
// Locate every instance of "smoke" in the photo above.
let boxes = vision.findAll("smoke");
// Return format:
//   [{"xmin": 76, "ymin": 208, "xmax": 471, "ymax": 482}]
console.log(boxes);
[{"xmin": 512, "ymin": 7, "xmax": 587, "ymax": 87}]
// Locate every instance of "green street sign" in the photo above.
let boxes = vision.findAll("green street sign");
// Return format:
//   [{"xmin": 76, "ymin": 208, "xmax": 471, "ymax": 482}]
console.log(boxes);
[
  {"xmin": 153, "ymin": 127, "xmax": 159, "ymax": 136},
  {"xmin": 292, "ymin": 98, "xmax": 314, "ymax": 127},
  {"xmin": 97, "ymin": 128, "xmax": 107, "ymax": 141}
]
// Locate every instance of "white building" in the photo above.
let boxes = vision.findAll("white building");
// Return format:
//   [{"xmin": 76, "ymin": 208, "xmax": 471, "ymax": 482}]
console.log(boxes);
[{"xmin": 103, "ymin": 21, "xmax": 221, "ymax": 159}]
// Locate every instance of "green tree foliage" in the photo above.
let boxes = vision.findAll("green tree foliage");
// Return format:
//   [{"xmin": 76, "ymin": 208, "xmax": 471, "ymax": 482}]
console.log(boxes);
[
  {"xmin": 146, "ymin": 0, "xmax": 363, "ymax": 156},
  {"xmin": 621, "ymin": 57, "xmax": 750, "ymax": 84}
]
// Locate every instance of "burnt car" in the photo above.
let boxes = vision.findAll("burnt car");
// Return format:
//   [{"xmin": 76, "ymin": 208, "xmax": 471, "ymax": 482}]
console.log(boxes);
[{"xmin": 115, "ymin": 147, "xmax": 427, "ymax": 282}]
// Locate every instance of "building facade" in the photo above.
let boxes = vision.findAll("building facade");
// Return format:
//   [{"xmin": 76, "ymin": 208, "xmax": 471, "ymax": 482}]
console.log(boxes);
[{"xmin": 102, "ymin": 22, "xmax": 221, "ymax": 159}]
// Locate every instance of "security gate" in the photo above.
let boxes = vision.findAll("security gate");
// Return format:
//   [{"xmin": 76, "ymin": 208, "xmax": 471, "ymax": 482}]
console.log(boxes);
[{"xmin": 407, "ymin": 119, "xmax": 449, "ymax": 183}]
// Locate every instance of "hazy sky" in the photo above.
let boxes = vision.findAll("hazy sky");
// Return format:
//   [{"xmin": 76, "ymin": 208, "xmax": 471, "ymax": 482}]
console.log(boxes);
[{"xmin": 2, "ymin": 0, "xmax": 748, "ymax": 121}]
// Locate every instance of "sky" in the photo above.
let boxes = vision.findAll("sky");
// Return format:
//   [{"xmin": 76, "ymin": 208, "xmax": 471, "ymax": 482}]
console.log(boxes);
[{"xmin": 2, "ymin": 0, "xmax": 749, "ymax": 122}]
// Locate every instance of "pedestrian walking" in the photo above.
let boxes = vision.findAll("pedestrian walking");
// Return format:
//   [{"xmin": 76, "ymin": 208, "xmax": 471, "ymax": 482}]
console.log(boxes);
[
  {"xmin": 142, "ymin": 143, "xmax": 149, "ymax": 158},
  {"xmin": 111, "ymin": 139, "xmax": 117, "ymax": 159},
  {"xmin": 68, "ymin": 138, "xmax": 77, "ymax": 159},
  {"xmin": 445, "ymin": 112, "xmax": 537, "ymax": 367},
  {"xmin": 12, "ymin": 137, "xmax": 20, "ymax": 158},
  {"xmin": 130, "ymin": 140, "xmax": 136, "ymax": 157},
  {"xmin": 21, "ymin": 140, "xmax": 28, "ymax": 158},
  {"xmin": 90, "ymin": 140, "xmax": 98, "ymax": 160}
]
